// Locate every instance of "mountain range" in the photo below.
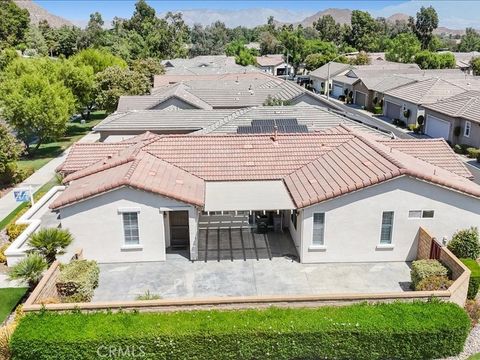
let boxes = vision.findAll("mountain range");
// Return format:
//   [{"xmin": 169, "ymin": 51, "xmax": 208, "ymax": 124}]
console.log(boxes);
[{"xmin": 13, "ymin": 1, "xmax": 466, "ymax": 35}]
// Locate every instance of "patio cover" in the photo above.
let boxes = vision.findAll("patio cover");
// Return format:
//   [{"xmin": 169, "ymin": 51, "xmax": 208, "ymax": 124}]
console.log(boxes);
[{"xmin": 204, "ymin": 181, "xmax": 295, "ymax": 211}]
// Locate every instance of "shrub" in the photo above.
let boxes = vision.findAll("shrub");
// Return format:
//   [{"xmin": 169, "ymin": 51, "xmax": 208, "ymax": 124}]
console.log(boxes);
[
  {"xmin": 28, "ymin": 228, "xmax": 74, "ymax": 264},
  {"xmin": 477, "ymin": 152, "xmax": 480, "ymax": 164},
  {"xmin": 454, "ymin": 144, "xmax": 464, "ymax": 154},
  {"xmin": 7, "ymin": 253, "xmax": 48, "ymax": 289},
  {"xmin": 448, "ymin": 227, "xmax": 480, "ymax": 259},
  {"xmin": 461, "ymin": 258, "xmax": 480, "ymax": 300},
  {"xmin": 465, "ymin": 299, "xmax": 480, "ymax": 325},
  {"xmin": 135, "ymin": 290, "xmax": 162, "ymax": 300},
  {"xmin": 407, "ymin": 124, "xmax": 417, "ymax": 131},
  {"xmin": 454, "ymin": 126, "xmax": 462, "ymax": 137},
  {"xmin": 411, "ymin": 259, "xmax": 449, "ymax": 289},
  {"xmin": 454, "ymin": 144, "xmax": 471, "ymax": 155},
  {"xmin": 403, "ymin": 109, "xmax": 411, "ymax": 118},
  {"xmin": 338, "ymin": 95, "xmax": 346, "ymax": 102},
  {"xmin": 10, "ymin": 301, "xmax": 471, "ymax": 360},
  {"xmin": 6, "ymin": 223, "xmax": 27, "ymax": 242},
  {"xmin": 467, "ymin": 147, "xmax": 480, "ymax": 159},
  {"xmin": 373, "ymin": 106, "xmax": 383, "ymax": 115},
  {"xmin": 56, "ymin": 260, "xmax": 99, "ymax": 302},
  {"xmin": 0, "ymin": 244, "xmax": 8, "ymax": 264},
  {"xmin": 416, "ymin": 275, "xmax": 453, "ymax": 291}
]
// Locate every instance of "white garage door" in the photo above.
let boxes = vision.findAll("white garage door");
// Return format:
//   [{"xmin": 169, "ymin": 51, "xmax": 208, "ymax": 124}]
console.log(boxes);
[
  {"xmin": 332, "ymin": 84, "xmax": 343, "ymax": 98},
  {"xmin": 425, "ymin": 115, "xmax": 451, "ymax": 140},
  {"xmin": 385, "ymin": 101, "xmax": 401, "ymax": 119}
]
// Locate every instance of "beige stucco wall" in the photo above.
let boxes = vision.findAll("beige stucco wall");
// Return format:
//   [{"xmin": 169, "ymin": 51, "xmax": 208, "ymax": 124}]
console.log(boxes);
[
  {"xmin": 59, "ymin": 187, "xmax": 197, "ymax": 263},
  {"xmin": 298, "ymin": 176, "xmax": 480, "ymax": 263},
  {"xmin": 383, "ymin": 95, "xmax": 422, "ymax": 125}
]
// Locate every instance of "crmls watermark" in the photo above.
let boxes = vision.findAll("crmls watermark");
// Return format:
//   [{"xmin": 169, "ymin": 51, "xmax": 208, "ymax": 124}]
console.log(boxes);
[{"xmin": 97, "ymin": 345, "xmax": 146, "ymax": 358}]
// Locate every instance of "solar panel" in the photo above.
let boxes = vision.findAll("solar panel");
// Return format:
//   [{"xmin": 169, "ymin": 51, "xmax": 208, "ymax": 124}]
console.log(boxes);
[
  {"xmin": 237, "ymin": 120, "xmax": 308, "ymax": 134},
  {"xmin": 252, "ymin": 119, "xmax": 275, "ymax": 127}
]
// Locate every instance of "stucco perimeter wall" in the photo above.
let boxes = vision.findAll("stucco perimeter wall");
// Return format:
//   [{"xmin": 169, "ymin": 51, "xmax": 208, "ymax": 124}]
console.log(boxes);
[
  {"xmin": 299, "ymin": 176, "xmax": 480, "ymax": 264},
  {"xmin": 416, "ymin": 227, "xmax": 471, "ymax": 306},
  {"xmin": 59, "ymin": 187, "xmax": 196, "ymax": 263}
]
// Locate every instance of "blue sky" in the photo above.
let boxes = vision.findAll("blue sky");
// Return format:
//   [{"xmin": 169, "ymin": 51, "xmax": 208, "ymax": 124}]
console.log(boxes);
[{"xmin": 35, "ymin": 0, "xmax": 480, "ymax": 28}]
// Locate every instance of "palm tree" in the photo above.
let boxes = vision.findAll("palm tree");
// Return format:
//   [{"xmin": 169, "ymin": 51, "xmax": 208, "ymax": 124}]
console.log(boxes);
[
  {"xmin": 8, "ymin": 253, "xmax": 48, "ymax": 288},
  {"xmin": 28, "ymin": 228, "xmax": 74, "ymax": 264}
]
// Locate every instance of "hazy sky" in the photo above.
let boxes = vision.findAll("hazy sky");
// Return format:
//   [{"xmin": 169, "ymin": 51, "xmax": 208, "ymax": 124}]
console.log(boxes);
[{"xmin": 35, "ymin": 0, "xmax": 480, "ymax": 29}]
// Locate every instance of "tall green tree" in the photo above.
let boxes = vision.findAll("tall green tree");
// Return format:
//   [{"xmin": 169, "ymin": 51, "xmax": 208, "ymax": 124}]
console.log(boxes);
[
  {"xmin": 349, "ymin": 10, "xmax": 379, "ymax": 51},
  {"xmin": 458, "ymin": 28, "xmax": 480, "ymax": 52},
  {"xmin": 314, "ymin": 15, "xmax": 341, "ymax": 44},
  {"xmin": 95, "ymin": 66, "xmax": 150, "ymax": 113},
  {"xmin": 279, "ymin": 27, "xmax": 305, "ymax": 75},
  {"xmin": 24, "ymin": 25, "xmax": 48, "ymax": 56},
  {"xmin": 259, "ymin": 31, "xmax": 281, "ymax": 55},
  {"xmin": 71, "ymin": 48, "xmax": 127, "ymax": 74},
  {"xmin": 0, "ymin": 72, "xmax": 75, "ymax": 154},
  {"xmin": 189, "ymin": 21, "xmax": 230, "ymax": 56},
  {"xmin": 470, "ymin": 57, "xmax": 480, "ymax": 76},
  {"xmin": 413, "ymin": 6, "xmax": 439, "ymax": 49},
  {"xmin": 386, "ymin": 33, "xmax": 421, "ymax": 63},
  {"xmin": 0, "ymin": 47, "xmax": 19, "ymax": 71},
  {"xmin": 0, "ymin": 124, "xmax": 24, "ymax": 185},
  {"xmin": 129, "ymin": 58, "xmax": 165, "ymax": 87},
  {"xmin": 0, "ymin": 0, "xmax": 30, "ymax": 48}
]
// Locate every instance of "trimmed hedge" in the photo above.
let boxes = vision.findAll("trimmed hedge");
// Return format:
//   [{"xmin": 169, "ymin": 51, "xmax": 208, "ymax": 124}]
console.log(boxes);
[
  {"xmin": 411, "ymin": 259, "xmax": 449, "ymax": 289},
  {"xmin": 10, "ymin": 301, "xmax": 471, "ymax": 360},
  {"xmin": 462, "ymin": 258, "xmax": 480, "ymax": 300},
  {"xmin": 56, "ymin": 260, "xmax": 99, "ymax": 302}
]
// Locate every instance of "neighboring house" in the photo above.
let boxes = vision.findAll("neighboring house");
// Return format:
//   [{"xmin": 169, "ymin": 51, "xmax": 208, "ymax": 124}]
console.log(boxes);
[
  {"xmin": 51, "ymin": 126, "xmax": 479, "ymax": 264},
  {"xmin": 439, "ymin": 52, "xmax": 480, "ymax": 74},
  {"xmin": 383, "ymin": 78, "xmax": 467, "ymax": 126},
  {"xmin": 153, "ymin": 72, "xmax": 272, "ymax": 88},
  {"xmin": 161, "ymin": 55, "xmax": 259, "ymax": 75},
  {"xmin": 93, "ymin": 105, "xmax": 390, "ymax": 142},
  {"xmin": 256, "ymin": 55, "xmax": 293, "ymax": 76},
  {"xmin": 421, "ymin": 90, "xmax": 480, "ymax": 146},
  {"xmin": 117, "ymin": 77, "xmax": 334, "ymax": 112},
  {"xmin": 309, "ymin": 62, "xmax": 351, "ymax": 94}
]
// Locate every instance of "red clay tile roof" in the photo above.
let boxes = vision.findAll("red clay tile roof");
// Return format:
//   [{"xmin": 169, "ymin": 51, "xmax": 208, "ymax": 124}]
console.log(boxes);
[{"xmin": 51, "ymin": 126, "xmax": 480, "ymax": 209}]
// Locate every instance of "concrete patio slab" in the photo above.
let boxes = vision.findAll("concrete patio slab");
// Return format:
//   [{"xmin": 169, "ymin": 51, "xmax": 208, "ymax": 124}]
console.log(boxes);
[{"xmin": 93, "ymin": 257, "xmax": 412, "ymax": 302}]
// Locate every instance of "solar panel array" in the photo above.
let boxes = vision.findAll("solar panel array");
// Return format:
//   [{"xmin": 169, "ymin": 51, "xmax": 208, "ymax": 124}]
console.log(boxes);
[{"xmin": 237, "ymin": 118, "xmax": 308, "ymax": 134}]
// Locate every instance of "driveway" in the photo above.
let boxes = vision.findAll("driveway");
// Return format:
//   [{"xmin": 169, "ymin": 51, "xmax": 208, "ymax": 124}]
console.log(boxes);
[{"xmin": 93, "ymin": 258, "xmax": 412, "ymax": 301}]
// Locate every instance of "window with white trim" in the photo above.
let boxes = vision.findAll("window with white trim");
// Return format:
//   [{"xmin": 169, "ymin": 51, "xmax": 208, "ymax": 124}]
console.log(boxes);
[
  {"xmin": 408, "ymin": 210, "xmax": 434, "ymax": 218},
  {"xmin": 380, "ymin": 211, "xmax": 394, "ymax": 244},
  {"xmin": 464, "ymin": 121, "xmax": 472, "ymax": 138},
  {"xmin": 312, "ymin": 213, "xmax": 325, "ymax": 246},
  {"xmin": 122, "ymin": 212, "xmax": 139, "ymax": 245}
]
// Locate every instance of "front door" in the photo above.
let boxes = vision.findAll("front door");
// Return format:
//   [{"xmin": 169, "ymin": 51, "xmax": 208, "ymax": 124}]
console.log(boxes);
[{"xmin": 169, "ymin": 211, "xmax": 190, "ymax": 249}]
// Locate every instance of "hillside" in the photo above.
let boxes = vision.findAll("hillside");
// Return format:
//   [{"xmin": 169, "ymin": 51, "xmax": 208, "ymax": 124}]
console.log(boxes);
[{"xmin": 14, "ymin": 0, "xmax": 72, "ymax": 28}]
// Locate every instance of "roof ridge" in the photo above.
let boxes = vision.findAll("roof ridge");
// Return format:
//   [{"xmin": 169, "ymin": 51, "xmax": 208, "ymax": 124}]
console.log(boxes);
[
  {"xmin": 193, "ymin": 107, "xmax": 252, "ymax": 134},
  {"xmin": 142, "ymin": 150, "xmax": 205, "ymax": 181},
  {"xmin": 64, "ymin": 156, "xmax": 136, "ymax": 183}
]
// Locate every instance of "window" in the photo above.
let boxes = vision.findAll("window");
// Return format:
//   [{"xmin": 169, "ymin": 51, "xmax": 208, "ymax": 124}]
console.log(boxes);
[
  {"xmin": 408, "ymin": 210, "xmax": 434, "ymax": 219},
  {"xmin": 408, "ymin": 210, "xmax": 422, "ymax": 218},
  {"xmin": 380, "ymin": 211, "xmax": 394, "ymax": 244},
  {"xmin": 122, "ymin": 212, "xmax": 139, "ymax": 245},
  {"xmin": 312, "ymin": 213, "xmax": 325, "ymax": 246},
  {"xmin": 464, "ymin": 121, "xmax": 472, "ymax": 138}
]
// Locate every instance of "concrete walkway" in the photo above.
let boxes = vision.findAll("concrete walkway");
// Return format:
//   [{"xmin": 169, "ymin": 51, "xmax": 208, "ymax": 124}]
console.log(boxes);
[
  {"xmin": 0, "ymin": 132, "xmax": 99, "ymax": 222},
  {"xmin": 94, "ymin": 259, "xmax": 412, "ymax": 301}
]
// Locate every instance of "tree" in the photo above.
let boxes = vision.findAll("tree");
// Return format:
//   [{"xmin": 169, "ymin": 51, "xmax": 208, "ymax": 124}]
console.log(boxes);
[
  {"xmin": 79, "ymin": 12, "xmax": 106, "ymax": 49},
  {"xmin": 386, "ymin": 33, "xmax": 421, "ymax": 63},
  {"xmin": 0, "ymin": 48, "xmax": 19, "ymax": 71},
  {"xmin": 95, "ymin": 67, "xmax": 150, "ymax": 113},
  {"xmin": 189, "ymin": 21, "xmax": 229, "ymax": 56},
  {"xmin": 471, "ymin": 57, "xmax": 480, "ymax": 76},
  {"xmin": 0, "ymin": 125, "xmax": 24, "ymax": 185},
  {"xmin": 314, "ymin": 15, "xmax": 341, "ymax": 44},
  {"xmin": 8, "ymin": 253, "xmax": 48, "ymax": 288},
  {"xmin": 38, "ymin": 20, "xmax": 58, "ymax": 56},
  {"xmin": 279, "ymin": 28, "xmax": 305, "ymax": 75},
  {"xmin": 351, "ymin": 51, "xmax": 371, "ymax": 65},
  {"xmin": 24, "ymin": 25, "xmax": 48, "ymax": 56},
  {"xmin": 0, "ymin": 0, "xmax": 30, "ymax": 48},
  {"xmin": 28, "ymin": 228, "xmax": 74, "ymax": 265},
  {"xmin": 54, "ymin": 25, "xmax": 82, "ymax": 57},
  {"xmin": 0, "ymin": 72, "xmax": 75, "ymax": 154},
  {"xmin": 414, "ymin": 51, "xmax": 455, "ymax": 69},
  {"xmin": 447, "ymin": 227, "xmax": 480, "ymax": 259},
  {"xmin": 129, "ymin": 58, "xmax": 165, "ymax": 87},
  {"xmin": 259, "ymin": 31, "xmax": 281, "ymax": 55},
  {"xmin": 59, "ymin": 60, "xmax": 96, "ymax": 117},
  {"xmin": 349, "ymin": 10, "xmax": 379, "ymax": 51},
  {"xmin": 458, "ymin": 28, "xmax": 480, "ymax": 52},
  {"xmin": 304, "ymin": 53, "xmax": 348, "ymax": 71},
  {"xmin": 71, "ymin": 48, "xmax": 127, "ymax": 74},
  {"xmin": 413, "ymin": 6, "xmax": 439, "ymax": 49}
]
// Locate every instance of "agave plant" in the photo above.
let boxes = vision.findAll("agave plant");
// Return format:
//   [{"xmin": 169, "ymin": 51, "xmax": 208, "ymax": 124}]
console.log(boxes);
[
  {"xmin": 8, "ymin": 253, "xmax": 48, "ymax": 288},
  {"xmin": 28, "ymin": 228, "xmax": 74, "ymax": 264}
]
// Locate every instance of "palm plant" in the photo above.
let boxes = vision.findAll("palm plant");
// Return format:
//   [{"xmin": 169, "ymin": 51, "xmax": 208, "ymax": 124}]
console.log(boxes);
[
  {"xmin": 28, "ymin": 228, "xmax": 74, "ymax": 264},
  {"xmin": 8, "ymin": 253, "xmax": 48, "ymax": 288}
]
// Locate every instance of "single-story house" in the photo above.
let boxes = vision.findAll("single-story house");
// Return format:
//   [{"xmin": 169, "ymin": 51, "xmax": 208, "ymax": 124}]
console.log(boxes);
[
  {"xmin": 161, "ymin": 55, "xmax": 259, "ymax": 75},
  {"xmin": 383, "ymin": 77, "xmax": 467, "ymax": 126},
  {"xmin": 51, "ymin": 126, "xmax": 479, "ymax": 265},
  {"xmin": 309, "ymin": 62, "xmax": 351, "ymax": 94},
  {"xmin": 117, "ymin": 77, "xmax": 334, "ymax": 112},
  {"xmin": 421, "ymin": 90, "xmax": 480, "ymax": 146},
  {"xmin": 93, "ymin": 105, "xmax": 388, "ymax": 142},
  {"xmin": 256, "ymin": 55, "xmax": 293, "ymax": 76}
]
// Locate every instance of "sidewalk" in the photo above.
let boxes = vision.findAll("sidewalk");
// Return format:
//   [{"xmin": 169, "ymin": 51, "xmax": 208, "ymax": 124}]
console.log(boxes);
[{"xmin": 0, "ymin": 132, "xmax": 100, "ymax": 222}]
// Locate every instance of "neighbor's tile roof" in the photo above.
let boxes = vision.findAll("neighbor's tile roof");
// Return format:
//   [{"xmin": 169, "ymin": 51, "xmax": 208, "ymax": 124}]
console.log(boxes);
[
  {"xmin": 385, "ymin": 77, "xmax": 467, "ymax": 105},
  {"xmin": 256, "ymin": 55, "xmax": 285, "ymax": 67},
  {"xmin": 153, "ymin": 72, "xmax": 273, "ymax": 87},
  {"xmin": 421, "ymin": 90, "xmax": 480, "ymax": 124},
  {"xmin": 309, "ymin": 62, "xmax": 351, "ymax": 80},
  {"xmin": 51, "ymin": 125, "xmax": 479, "ymax": 210}
]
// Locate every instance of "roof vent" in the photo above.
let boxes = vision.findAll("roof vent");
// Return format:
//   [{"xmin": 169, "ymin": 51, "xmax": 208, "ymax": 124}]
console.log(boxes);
[
  {"xmin": 363, "ymin": 161, "xmax": 373, "ymax": 167},
  {"xmin": 176, "ymin": 179, "xmax": 184, "ymax": 185}
]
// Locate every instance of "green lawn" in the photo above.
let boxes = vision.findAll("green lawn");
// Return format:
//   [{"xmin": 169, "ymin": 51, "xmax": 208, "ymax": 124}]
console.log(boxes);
[
  {"xmin": 17, "ymin": 111, "xmax": 106, "ymax": 172},
  {"xmin": 0, "ymin": 287, "xmax": 28, "ymax": 324},
  {"xmin": 468, "ymin": 354, "xmax": 480, "ymax": 360}
]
